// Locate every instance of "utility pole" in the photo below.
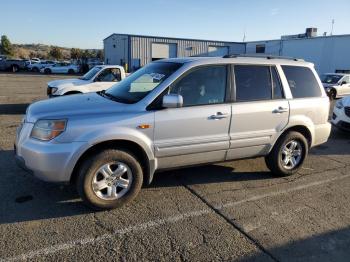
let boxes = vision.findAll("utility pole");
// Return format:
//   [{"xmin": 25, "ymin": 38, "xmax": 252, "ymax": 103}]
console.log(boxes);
[
  {"xmin": 330, "ymin": 19, "xmax": 335, "ymax": 35},
  {"xmin": 242, "ymin": 28, "xmax": 246, "ymax": 42}
]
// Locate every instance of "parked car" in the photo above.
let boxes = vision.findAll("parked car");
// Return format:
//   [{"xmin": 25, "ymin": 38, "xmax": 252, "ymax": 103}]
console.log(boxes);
[
  {"xmin": 0, "ymin": 56, "xmax": 27, "ymax": 72},
  {"xmin": 320, "ymin": 73, "xmax": 350, "ymax": 99},
  {"xmin": 40, "ymin": 62, "xmax": 79, "ymax": 74},
  {"xmin": 15, "ymin": 56, "xmax": 331, "ymax": 210},
  {"xmin": 27, "ymin": 60, "xmax": 56, "ymax": 72},
  {"xmin": 47, "ymin": 65, "xmax": 126, "ymax": 97},
  {"xmin": 331, "ymin": 96, "xmax": 350, "ymax": 131}
]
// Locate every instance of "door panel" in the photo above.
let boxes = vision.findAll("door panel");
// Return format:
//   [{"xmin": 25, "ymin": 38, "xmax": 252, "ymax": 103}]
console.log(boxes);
[
  {"xmin": 227, "ymin": 100, "xmax": 289, "ymax": 160},
  {"xmin": 227, "ymin": 65, "xmax": 289, "ymax": 160},
  {"xmin": 154, "ymin": 104, "xmax": 231, "ymax": 158}
]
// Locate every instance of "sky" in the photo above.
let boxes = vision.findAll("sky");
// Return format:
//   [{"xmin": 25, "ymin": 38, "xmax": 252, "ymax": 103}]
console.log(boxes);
[{"xmin": 1, "ymin": 0, "xmax": 350, "ymax": 49}]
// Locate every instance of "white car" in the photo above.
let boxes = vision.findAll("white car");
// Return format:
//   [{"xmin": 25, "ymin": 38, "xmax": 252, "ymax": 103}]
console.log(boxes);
[
  {"xmin": 47, "ymin": 65, "xmax": 126, "ymax": 97},
  {"xmin": 40, "ymin": 62, "xmax": 80, "ymax": 74},
  {"xmin": 331, "ymin": 96, "xmax": 350, "ymax": 131},
  {"xmin": 27, "ymin": 60, "xmax": 56, "ymax": 72},
  {"xmin": 321, "ymin": 73, "xmax": 350, "ymax": 99}
]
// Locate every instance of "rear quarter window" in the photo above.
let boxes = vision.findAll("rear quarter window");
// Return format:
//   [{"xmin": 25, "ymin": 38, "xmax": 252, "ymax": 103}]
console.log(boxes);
[{"xmin": 281, "ymin": 66, "xmax": 322, "ymax": 98}]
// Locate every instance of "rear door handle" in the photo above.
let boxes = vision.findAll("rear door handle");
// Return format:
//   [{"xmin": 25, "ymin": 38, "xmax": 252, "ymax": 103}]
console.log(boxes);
[
  {"xmin": 209, "ymin": 112, "xmax": 229, "ymax": 120},
  {"xmin": 273, "ymin": 107, "xmax": 289, "ymax": 114}
]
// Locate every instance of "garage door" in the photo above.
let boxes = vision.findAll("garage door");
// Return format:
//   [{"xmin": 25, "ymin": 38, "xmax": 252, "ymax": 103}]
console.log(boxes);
[
  {"xmin": 152, "ymin": 43, "xmax": 177, "ymax": 61},
  {"xmin": 208, "ymin": 46, "xmax": 229, "ymax": 57}
]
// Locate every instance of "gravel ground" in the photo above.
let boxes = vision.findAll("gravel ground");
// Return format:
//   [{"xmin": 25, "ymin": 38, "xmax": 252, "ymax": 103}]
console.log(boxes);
[{"xmin": 0, "ymin": 73, "xmax": 349, "ymax": 262}]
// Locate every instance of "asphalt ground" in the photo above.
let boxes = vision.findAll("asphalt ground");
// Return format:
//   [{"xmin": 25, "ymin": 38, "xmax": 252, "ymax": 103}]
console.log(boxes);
[{"xmin": 0, "ymin": 73, "xmax": 349, "ymax": 262}]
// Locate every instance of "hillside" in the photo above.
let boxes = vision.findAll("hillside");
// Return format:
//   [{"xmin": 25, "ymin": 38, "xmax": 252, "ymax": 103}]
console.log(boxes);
[{"xmin": 11, "ymin": 43, "xmax": 101, "ymax": 60}]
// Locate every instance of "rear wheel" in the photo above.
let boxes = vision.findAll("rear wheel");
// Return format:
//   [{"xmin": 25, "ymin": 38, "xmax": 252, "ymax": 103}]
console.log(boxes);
[
  {"xmin": 44, "ymin": 68, "xmax": 51, "ymax": 74},
  {"xmin": 265, "ymin": 131, "xmax": 308, "ymax": 176},
  {"xmin": 77, "ymin": 149, "xmax": 143, "ymax": 210},
  {"xmin": 32, "ymin": 67, "xmax": 39, "ymax": 72},
  {"xmin": 68, "ymin": 69, "xmax": 75, "ymax": 74}
]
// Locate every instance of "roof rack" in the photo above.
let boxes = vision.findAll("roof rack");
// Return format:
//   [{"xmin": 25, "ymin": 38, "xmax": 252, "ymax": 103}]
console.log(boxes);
[{"xmin": 223, "ymin": 54, "xmax": 304, "ymax": 61}]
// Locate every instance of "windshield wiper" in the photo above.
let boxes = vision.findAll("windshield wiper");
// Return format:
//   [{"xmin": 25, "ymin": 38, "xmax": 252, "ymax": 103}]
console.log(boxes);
[{"xmin": 97, "ymin": 90, "xmax": 133, "ymax": 104}]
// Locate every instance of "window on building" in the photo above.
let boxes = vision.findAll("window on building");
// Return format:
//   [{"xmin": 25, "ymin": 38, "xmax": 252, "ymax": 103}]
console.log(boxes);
[
  {"xmin": 170, "ymin": 65, "xmax": 227, "ymax": 106},
  {"xmin": 234, "ymin": 65, "xmax": 272, "ymax": 102},
  {"xmin": 282, "ymin": 66, "xmax": 322, "ymax": 98},
  {"xmin": 256, "ymin": 44, "xmax": 266, "ymax": 53}
]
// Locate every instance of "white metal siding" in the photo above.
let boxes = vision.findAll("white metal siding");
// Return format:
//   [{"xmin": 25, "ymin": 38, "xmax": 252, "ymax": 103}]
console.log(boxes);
[
  {"xmin": 245, "ymin": 36, "xmax": 350, "ymax": 75},
  {"xmin": 128, "ymin": 35, "xmax": 245, "ymax": 70},
  {"xmin": 208, "ymin": 46, "xmax": 229, "ymax": 57},
  {"xmin": 103, "ymin": 34, "xmax": 129, "ymax": 65}
]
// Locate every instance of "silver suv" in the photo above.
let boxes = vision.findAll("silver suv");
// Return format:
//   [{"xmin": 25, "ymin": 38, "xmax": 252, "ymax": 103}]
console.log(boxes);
[{"xmin": 15, "ymin": 56, "xmax": 331, "ymax": 210}]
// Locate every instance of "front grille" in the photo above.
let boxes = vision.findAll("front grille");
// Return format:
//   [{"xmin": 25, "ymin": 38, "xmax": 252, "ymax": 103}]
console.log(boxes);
[{"xmin": 345, "ymin": 107, "xmax": 350, "ymax": 118}]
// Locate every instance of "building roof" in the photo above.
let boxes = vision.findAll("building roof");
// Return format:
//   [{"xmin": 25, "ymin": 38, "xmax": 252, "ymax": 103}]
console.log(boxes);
[{"xmin": 103, "ymin": 33, "xmax": 241, "ymax": 44}]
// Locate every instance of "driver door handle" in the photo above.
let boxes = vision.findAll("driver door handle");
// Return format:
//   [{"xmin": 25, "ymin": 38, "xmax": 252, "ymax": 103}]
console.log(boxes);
[
  {"xmin": 209, "ymin": 112, "xmax": 229, "ymax": 120},
  {"xmin": 273, "ymin": 106, "xmax": 289, "ymax": 114}
]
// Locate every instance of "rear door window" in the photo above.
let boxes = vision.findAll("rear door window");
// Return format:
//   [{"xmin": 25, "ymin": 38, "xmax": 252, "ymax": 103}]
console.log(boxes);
[
  {"xmin": 281, "ymin": 66, "xmax": 321, "ymax": 98},
  {"xmin": 234, "ymin": 65, "xmax": 272, "ymax": 102}
]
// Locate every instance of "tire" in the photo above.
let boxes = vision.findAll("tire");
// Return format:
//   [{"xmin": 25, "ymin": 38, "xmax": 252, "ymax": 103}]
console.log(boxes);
[
  {"xmin": 68, "ymin": 69, "xmax": 74, "ymax": 74},
  {"xmin": 32, "ymin": 67, "xmax": 39, "ymax": 72},
  {"xmin": 265, "ymin": 131, "xmax": 308, "ymax": 176},
  {"xmin": 329, "ymin": 89, "xmax": 337, "ymax": 100},
  {"xmin": 11, "ymin": 65, "xmax": 19, "ymax": 73},
  {"xmin": 44, "ymin": 68, "xmax": 51, "ymax": 74},
  {"xmin": 77, "ymin": 149, "xmax": 143, "ymax": 210}
]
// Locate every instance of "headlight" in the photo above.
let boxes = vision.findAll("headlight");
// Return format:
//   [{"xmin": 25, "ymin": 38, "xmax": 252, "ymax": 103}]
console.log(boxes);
[
  {"xmin": 30, "ymin": 119, "xmax": 67, "ymax": 141},
  {"xmin": 336, "ymin": 99, "xmax": 344, "ymax": 109},
  {"xmin": 51, "ymin": 87, "xmax": 58, "ymax": 94}
]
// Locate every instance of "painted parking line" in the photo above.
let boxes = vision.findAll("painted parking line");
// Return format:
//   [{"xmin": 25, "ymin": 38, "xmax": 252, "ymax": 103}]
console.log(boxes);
[{"xmin": 2, "ymin": 173, "xmax": 350, "ymax": 262}]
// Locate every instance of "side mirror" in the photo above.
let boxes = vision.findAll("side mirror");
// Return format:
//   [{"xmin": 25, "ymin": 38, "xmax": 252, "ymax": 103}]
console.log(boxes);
[
  {"xmin": 162, "ymin": 94, "xmax": 183, "ymax": 108},
  {"xmin": 341, "ymin": 81, "xmax": 347, "ymax": 85}
]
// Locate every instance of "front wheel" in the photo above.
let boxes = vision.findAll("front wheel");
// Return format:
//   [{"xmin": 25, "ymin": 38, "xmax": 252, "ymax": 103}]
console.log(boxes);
[
  {"xmin": 265, "ymin": 131, "xmax": 308, "ymax": 176},
  {"xmin": 68, "ymin": 69, "xmax": 75, "ymax": 74},
  {"xmin": 77, "ymin": 149, "xmax": 143, "ymax": 210}
]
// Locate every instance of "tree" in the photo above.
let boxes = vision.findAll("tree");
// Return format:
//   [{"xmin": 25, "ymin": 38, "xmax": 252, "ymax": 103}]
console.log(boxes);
[
  {"xmin": 70, "ymin": 48, "xmax": 82, "ymax": 60},
  {"xmin": 0, "ymin": 35, "xmax": 14, "ymax": 57},
  {"xmin": 49, "ymin": 46, "xmax": 63, "ymax": 60},
  {"xmin": 96, "ymin": 49, "xmax": 103, "ymax": 60},
  {"xmin": 81, "ymin": 49, "xmax": 92, "ymax": 59}
]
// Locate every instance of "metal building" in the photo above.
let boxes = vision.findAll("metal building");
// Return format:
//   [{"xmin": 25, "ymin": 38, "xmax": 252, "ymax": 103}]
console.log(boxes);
[
  {"xmin": 246, "ymin": 29, "xmax": 350, "ymax": 75},
  {"xmin": 103, "ymin": 33, "xmax": 245, "ymax": 72}
]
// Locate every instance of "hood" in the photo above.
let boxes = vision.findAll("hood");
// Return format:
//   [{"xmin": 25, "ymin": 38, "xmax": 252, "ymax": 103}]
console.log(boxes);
[
  {"xmin": 48, "ymin": 78, "xmax": 89, "ymax": 88},
  {"xmin": 26, "ymin": 93, "xmax": 127, "ymax": 123},
  {"xmin": 322, "ymin": 83, "xmax": 338, "ymax": 88}
]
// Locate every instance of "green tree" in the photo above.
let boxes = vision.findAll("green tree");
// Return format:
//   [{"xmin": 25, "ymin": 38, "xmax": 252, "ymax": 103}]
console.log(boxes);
[
  {"xmin": 0, "ymin": 35, "xmax": 14, "ymax": 57},
  {"xmin": 70, "ymin": 48, "xmax": 82, "ymax": 60},
  {"xmin": 96, "ymin": 49, "xmax": 103, "ymax": 60},
  {"xmin": 81, "ymin": 49, "xmax": 92, "ymax": 59},
  {"xmin": 49, "ymin": 46, "xmax": 63, "ymax": 60}
]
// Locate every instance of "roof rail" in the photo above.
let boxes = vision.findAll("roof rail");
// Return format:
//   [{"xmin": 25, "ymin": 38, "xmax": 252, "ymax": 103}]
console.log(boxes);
[{"xmin": 223, "ymin": 54, "xmax": 304, "ymax": 61}]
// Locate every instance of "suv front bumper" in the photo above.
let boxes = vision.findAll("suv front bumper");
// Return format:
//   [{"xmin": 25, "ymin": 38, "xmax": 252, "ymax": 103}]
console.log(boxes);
[
  {"xmin": 331, "ymin": 106, "xmax": 350, "ymax": 131},
  {"xmin": 15, "ymin": 123, "xmax": 87, "ymax": 182}
]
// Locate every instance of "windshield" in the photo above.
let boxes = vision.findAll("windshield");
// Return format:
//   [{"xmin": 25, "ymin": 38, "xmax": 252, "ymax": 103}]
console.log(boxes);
[
  {"xmin": 80, "ymin": 66, "xmax": 102, "ymax": 80},
  {"xmin": 321, "ymin": 74, "xmax": 343, "ymax": 84},
  {"xmin": 105, "ymin": 62, "xmax": 182, "ymax": 104}
]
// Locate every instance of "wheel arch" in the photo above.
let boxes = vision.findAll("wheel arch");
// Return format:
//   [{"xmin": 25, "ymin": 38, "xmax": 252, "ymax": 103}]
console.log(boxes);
[
  {"xmin": 270, "ymin": 124, "xmax": 313, "ymax": 154},
  {"xmin": 70, "ymin": 139, "xmax": 153, "ymax": 186}
]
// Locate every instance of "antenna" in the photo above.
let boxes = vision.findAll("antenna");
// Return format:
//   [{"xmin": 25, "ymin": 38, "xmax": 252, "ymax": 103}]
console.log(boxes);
[
  {"xmin": 331, "ymin": 19, "xmax": 335, "ymax": 35},
  {"xmin": 242, "ymin": 28, "xmax": 246, "ymax": 42}
]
